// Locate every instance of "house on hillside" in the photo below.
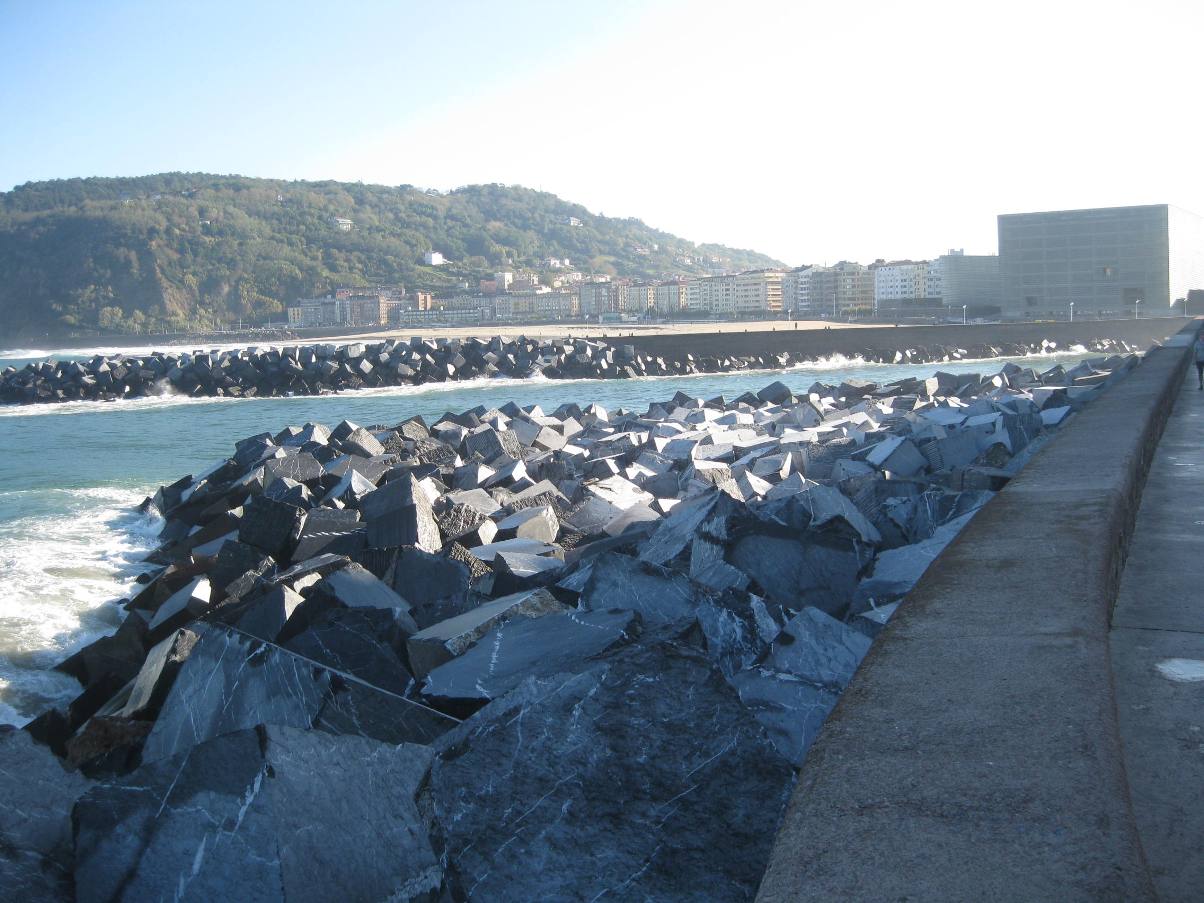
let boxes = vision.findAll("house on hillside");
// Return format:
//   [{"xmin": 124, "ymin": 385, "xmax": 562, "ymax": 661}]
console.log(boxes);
[{"xmin": 333, "ymin": 217, "xmax": 353, "ymax": 232}]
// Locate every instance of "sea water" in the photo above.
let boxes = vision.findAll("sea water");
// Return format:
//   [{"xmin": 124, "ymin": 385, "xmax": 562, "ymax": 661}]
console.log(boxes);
[{"xmin": 0, "ymin": 348, "xmax": 1094, "ymax": 724}]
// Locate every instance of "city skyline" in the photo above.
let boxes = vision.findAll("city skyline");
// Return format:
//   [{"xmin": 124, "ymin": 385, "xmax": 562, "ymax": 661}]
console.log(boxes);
[{"xmin": 2, "ymin": 0, "xmax": 1202, "ymax": 266}]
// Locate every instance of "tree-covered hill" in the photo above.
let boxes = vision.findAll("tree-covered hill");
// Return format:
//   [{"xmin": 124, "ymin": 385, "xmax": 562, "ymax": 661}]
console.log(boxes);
[{"xmin": 0, "ymin": 173, "xmax": 784, "ymax": 337}]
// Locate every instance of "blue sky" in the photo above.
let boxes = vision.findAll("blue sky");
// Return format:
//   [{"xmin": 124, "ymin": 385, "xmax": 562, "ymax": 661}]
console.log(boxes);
[{"xmin": 2, "ymin": 0, "xmax": 1202, "ymax": 265}]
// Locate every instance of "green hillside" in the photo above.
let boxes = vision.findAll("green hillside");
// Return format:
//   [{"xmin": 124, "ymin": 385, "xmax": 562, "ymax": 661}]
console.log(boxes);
[{"xmin": 0, "ymin": 173, "xmax": 784, "ymax": 337}]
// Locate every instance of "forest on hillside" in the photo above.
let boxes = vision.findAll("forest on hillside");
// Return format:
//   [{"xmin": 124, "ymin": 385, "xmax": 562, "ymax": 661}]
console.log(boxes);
[{"xmin": 0, "ymin": 173, "xmax": 783, "ymax": 337}]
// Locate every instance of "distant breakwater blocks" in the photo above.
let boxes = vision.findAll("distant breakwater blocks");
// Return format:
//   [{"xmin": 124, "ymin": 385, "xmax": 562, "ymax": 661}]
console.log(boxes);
[
  {"xmin": 8, "ymin": 352, "xmax": 1141, "ymax": 900},
  {"xmin": 0, "ymin": 333, "xmax": 1140, "ymax": 405}
]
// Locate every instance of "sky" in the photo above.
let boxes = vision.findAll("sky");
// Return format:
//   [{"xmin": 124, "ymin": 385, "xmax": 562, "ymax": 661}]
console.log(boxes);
[{"xmin": 2, "ymin": 0, "xmax": 1202, "ymax": 266}]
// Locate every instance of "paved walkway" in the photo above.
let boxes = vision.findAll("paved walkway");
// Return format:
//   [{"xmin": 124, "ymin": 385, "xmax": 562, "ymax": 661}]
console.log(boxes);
[{"xmin": 1111, "ymin": 363, "xmax": 1204, "ymax": 901}]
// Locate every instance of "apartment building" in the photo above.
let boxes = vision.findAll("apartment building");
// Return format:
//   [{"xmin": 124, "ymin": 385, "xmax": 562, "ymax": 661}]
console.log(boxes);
[
  {"xmin": 626, "ymin": 284, "xmax": 657, "ymax": 314},
  {"xmin": 786, "ymin": 263, "xmax": 874, "ymax": 318},
  {"xmin": 873, "ymin": 261, "xmax": 936, "ymax": 308},
  {"xmin": 494, "ymin": 291, "xmax": 578, "ymax": 321},
  {"xmin": 685, "ymin": 270, "xmax": 783, "ymax": 316},
  {"xmin": 287, "ymin": 296, "xmax": 341, "ymax": 328},
  {"xmin": 579, "ymin": 281, "xmax": 630, "ymax": 316},
  {"xmin": 654, "ymin": 280, "xmax": 688, "ymax": 315}
]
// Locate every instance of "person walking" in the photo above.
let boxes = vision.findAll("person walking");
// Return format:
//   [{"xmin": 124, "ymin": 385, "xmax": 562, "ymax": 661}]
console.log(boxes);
[{"xmin": 1194, "ymin": 333, "xmax": 1204, "ymax": 389}]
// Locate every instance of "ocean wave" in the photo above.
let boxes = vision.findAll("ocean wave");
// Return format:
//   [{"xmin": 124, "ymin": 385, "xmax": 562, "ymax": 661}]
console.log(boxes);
[
  {"xmin": 0, "ymin": 372, "xmax": 559, "ymax": 418},
  {"xmin": 0, "ymin": 485, "xmax": 161, "ymax": 725}
]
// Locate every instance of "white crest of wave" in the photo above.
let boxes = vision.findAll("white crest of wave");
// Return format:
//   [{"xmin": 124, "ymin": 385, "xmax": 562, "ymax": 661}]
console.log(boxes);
[{"xmin": 0, "ymin": 485, "xmax": 161, "ymax": 725}]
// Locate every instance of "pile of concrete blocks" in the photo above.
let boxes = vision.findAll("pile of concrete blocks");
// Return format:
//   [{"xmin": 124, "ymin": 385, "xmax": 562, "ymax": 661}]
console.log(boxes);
[
  {"xmin": 8, "ymin": 352, "xmax": 1139, "ymax": 901},
  {"xmin": 0, "ymin": 334, "xmax": 1139, "ymax": 406}
]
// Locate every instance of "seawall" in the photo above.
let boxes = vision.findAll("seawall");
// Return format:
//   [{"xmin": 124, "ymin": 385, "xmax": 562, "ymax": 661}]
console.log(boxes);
[
  {"xmin": 0, "ymin": 321, "xmax": 1160, "ymax": 406},
  {"xmin": 619, "ymin": 317, "xmax": 1188, "ymax": 363},
  {"xmin": 756, "ymin": 319, "xmax": 1200, "ymax": 900}
]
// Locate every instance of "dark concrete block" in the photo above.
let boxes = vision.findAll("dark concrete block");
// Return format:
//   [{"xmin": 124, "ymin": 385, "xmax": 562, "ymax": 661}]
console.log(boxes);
[
  {"xmin": 732, "ymin": 606, "xmax": 871, "ymax": 765},
  {"xmin": 237, "ymin": 496, "xmax": 306, "ymax": 561},
  {"xmin": 147, "ymin": 577, "xmax": 212, "ymax": 642},
  {"xmin": 406, "ymin": 588, "xmax": 566, "ymax": 678},
  {"xmin": 233, "ymin": 585, "xmax": 305, "ymax": 642},
  {"xmin": 391, "ymin": 547, "xmax": 473, "ymax": 629},
  {"xmin": 318, "ymin": 562, "xmax": 419, "ymax": 634},
  {"xmin": 0, "ymin": 727, "xmax": 93, "ymax": 903},
  {"xmin": 209, "ymin": 540, "xmax": 272, "ymax": 599},
  {"xmin": 494, "ymin": 504, "xmax": 559, "ymax": 542},
  {"xmin": 422, "ymin": 608, "xmax": 640, "ymax": 710},
  {"xmin": 361, "ymin": 475, "xmax": 441, "ymax": 552},
  {"xmin": 73, "ymin": 726, "xmax": 440, "ymax": 903},
  {"xmin": 282, "ymin": 607, "xmax": 415, "ymax": 697},
  {"xmin": 140, "ymin": 624, "xmax": 456, "ymax": 763},
  {"xmin": 728, "ymin": 533, "xmax": 864, "ymax": 618},
  {"xmin": 118, "ymin": 627, "xmax": 198, "ymax": 720},
  {"xmin": 428, "ymin": 637, "xmax": 792, "ymax": 900}
]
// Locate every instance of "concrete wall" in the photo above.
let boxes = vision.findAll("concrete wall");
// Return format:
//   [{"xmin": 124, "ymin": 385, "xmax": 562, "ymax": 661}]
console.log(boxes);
[
  {"xmin": 609, "ymin": 318, "xmax": 1188, "ymax": 364},
  {"xmin": 756, "ymin": 320, "xmax": 1201, "ymax": 901}
]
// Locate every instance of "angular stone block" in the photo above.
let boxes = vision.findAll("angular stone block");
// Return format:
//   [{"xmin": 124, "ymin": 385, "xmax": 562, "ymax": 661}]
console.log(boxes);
[
  {"xmin": 209, "ymin": 540, "xmax": 272, "ymax": 599},
  {"xmin": 341, "ymin": 426, "xmax": 385, "ymax": 458},
  {"xmin": 494, "ymin": 504, "xmax": 559, "ymax": 542},
  {"xmin": 322, "ymin": 562, "xmax": 416, "ymax": 623},
  {"xmin": 141, "ymin": 624, "xmax": 457, "ymax": 763},
  {"xmin": 282, "ymin": 607, "xmax": 415, "ymax": 697},
  {"xmin": 262, "ymin": 451, "xmax": 325, "ymax": 486},
  {"xmin": 119, "ymin": 627, "xmax": 198, "ymax": 720},
  {"xmin": 233, "ymin": 584, "xmax": 305, "ymax": 642},
  {"xmin": 147, "ymin": 577, "xmax": 211, "ymax": 642},
  {"xmin": 731, "ymin": 606, "xmax": 871, "ymax": 765},
  {"xmin": 406, "ymin": 588, "xmax": 566, "ymax": 678},
  {"xmin": 422, "ymin": 608, "xmax": 640, "ymax": 708},
  {"xmin": 361, "ymin": 475, "xmax": 441, "ymax": 552},
  {"xmin": 73, "ymin": 726, "xmax": 440, "ymax": 903},
  {"xmin": 728, "ymin": 533, "xmax": 863, "ymax": 618},
  {"xmin": 237, "ymin": 496, "xmax": 306, "ymax": 561},
  {"xmin": 0, "ymin": 727, "xmax": 92, "ymax": 903},
  {"xmin": 428, "ymin": 638, "xmax": 792, "ymax": 901},
  {"xmin": 391, "ymin": 547, "xmax": 472, "ymax": 630}
]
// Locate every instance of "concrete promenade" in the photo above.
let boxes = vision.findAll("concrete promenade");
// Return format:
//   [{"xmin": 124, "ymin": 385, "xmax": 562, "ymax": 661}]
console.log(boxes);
[{"xmin": 757, "ymin": 319, "xmax": 1199, "ymax": 901}]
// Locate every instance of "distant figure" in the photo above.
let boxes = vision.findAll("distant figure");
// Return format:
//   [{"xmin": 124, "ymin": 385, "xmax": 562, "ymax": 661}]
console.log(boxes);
[{"xmin": 1195, "ymin": 333, "xmax": 1204, "ymax": 389}]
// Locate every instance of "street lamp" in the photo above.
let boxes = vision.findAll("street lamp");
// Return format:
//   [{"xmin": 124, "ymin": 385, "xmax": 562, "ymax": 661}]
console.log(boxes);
[
  {"xmin": 1135, "ymin": 298, "xmax": 1141, "ymax": 319},
  {"xmin": 962, "ymin": 304, "xmax": 967, "ymax": 325},
  {"xmin": 1069, "ymin": 301, "xmax": 1075, "ymax": 322}
]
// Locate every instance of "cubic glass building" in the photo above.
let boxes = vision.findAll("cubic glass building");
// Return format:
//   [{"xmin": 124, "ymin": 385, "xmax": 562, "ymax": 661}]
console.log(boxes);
[{"xmin": 998, "ymin": 204, "xmax": 1204, "ymax": 319}]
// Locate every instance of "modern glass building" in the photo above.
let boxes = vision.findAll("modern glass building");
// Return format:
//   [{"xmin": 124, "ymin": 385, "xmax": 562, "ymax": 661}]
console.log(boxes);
[{"xmin": 998, "ymin": 204, "xmax": 1204, "ymax": 319}]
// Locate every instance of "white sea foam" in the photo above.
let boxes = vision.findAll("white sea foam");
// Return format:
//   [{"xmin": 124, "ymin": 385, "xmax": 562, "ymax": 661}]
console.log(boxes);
[
  {"xmin": 0, "ymin": 485, "xmax": 161, "ymax": 725},
  {"xmin": 0, "ymin": 373, "xmax": 555, "ymax": 418}
]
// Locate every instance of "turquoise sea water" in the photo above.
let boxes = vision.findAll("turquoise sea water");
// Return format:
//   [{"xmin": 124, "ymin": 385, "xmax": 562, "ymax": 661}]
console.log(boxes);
[{"xmin": 0, "ymin": 347, "xmax": 1094, "ymax": 723}]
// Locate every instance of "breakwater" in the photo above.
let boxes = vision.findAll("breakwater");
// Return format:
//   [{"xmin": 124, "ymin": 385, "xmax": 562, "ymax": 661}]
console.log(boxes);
[
  {"xmin": 755, "ymin": 320, "xmax": 1202, "ymax": 902},
  {"xmin": 3, "ymin": 348, "xmax": 1144, "ymax": 900},
  {"xmin": 0, "ymin": 326, "xmax": 1153, "ymax": 406},
  {"xmin": 621, "ymin": 317, "xmax": 1188, "ymax": 363}
]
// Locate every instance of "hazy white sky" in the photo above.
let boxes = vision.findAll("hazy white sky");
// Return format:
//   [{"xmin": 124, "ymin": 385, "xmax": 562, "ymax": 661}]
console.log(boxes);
[{"xmin": 2, "ymin": 0, "xmax": 1202, "ymax": 265}]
